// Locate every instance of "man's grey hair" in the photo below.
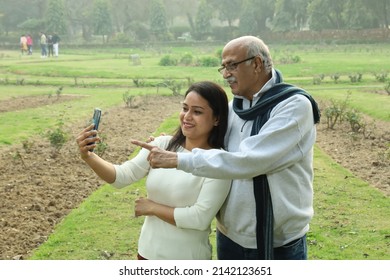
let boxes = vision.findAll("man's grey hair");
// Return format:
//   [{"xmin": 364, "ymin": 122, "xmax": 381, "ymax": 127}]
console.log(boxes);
[{"xmin": 246, "ymin": 38, "xmax": 273, "ymax": 74}]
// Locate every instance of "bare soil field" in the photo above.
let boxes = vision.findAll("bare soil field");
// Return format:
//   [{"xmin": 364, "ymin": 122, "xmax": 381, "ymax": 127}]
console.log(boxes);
[{"xmin": 0, "ymin": 94, "xmax": 389, "ymax": 260}]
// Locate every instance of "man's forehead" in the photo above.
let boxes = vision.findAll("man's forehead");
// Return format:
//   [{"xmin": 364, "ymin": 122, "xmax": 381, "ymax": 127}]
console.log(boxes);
[{"xmin": 222, "ymin": 46, "xmax": 246, "ymax": 62}]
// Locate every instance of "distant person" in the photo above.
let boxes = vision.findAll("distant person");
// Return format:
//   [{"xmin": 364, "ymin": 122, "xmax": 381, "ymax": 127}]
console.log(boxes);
[
  {"xmin": 76, "ymin": 81, "xmax": 231, "ymax": 260},
  {"xmin": 39, "ymin": 32, "xmax": 47, "ymax": 58},
  {"xmin": 26, "ymin": 34, "xmax": 33, "ymax": 55},
  {"xmin": 47, "ymin": 34, "xmax": 53, "ymax": 57},
  {"xmin": 20, "ymin": 35, "xmax": 27, "ymax": 55},
  {"xmin": 132, "ymin": 35, "xmax": 321, "ymax": 260},
  {"xmin": 52, "ymin": 33, "xmax": 60, "ymax": 57}
]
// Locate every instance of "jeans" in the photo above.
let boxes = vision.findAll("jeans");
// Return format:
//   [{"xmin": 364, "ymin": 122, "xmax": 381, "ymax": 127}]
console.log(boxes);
[
  {"xmin": 41, "ymin": 44, "xmax": 47, "ymax": 56},
  {"xmin": 216, "ymin": 230, "xmax": 307, "ymax": 260}
]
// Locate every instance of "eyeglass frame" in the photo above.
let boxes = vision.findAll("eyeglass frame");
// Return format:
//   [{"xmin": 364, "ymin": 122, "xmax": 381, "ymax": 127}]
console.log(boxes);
[{"xmin": 217, "ymin": 56, "xmax": 256, "ymax": 74}]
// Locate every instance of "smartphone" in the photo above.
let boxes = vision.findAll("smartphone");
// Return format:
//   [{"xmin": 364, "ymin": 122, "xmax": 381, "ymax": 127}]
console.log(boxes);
[
  {"xmin": 89, "ymin": 108, "xmax": 101, "ymax": 151},
  {"xmin": 92, "ymin": 108, "xmax": 101, "ymax": 131}
]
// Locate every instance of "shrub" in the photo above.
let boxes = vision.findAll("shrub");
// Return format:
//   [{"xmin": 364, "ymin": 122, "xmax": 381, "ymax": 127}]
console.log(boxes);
[
  {"xmin": 344, "ymin": 109, "xmax": 365, "ymax": 133},
  {"xmin": 161, "ymin": 79, "xmax": 185, "ymax": 96},
  {"xmin": 16, "ymin": 78, "xmax": 25, "ymax": 85},
  {"xmin": 123, "ymin": 91, "xmax": 136, "ymax": 108},
  {"xmin": 324, "ymin": 93, "xmax": 351, "ymax": 129},
  {"xmin": 313, "ymin": 74, "xmax": 325, "ymax": 85},
  {"xmin": 132, "ymin": 79, "xmax": 145, "ymax": 88},
  {"xmin": 348, "ymin": 73, "xmax": 362, "ymax": 83},
  {"xmin": 22, "ymin": 140, "xmax": 34, "ymax": 154},
  {"xmin": 198, "ymin": 56, "xmax": 219, "ymax": 67},
  {"xmin": 180, "ymin": 53, "xmax": 193, "ymax": 66},
  {"xmin": 373, "ymin": 72, "xmax": 388, "ymax": 82},
  {"xmin": 56, "ymin": 86, "xmax": 64, "ymax": 98},
  {"xmin": 384, "ymin": 81, "xmax": 390, "ymax": 95},
  {"xmin": 215, "ymin": 48, "xmax": 223, "ymax": 60},
  {"xmin": 94, "ymin": 133, "xmax": 108, "ymax": 157},
  {"xmin": 46, "ymin": 126, "xmax": 68, "ymax": 158},
  {"xmin": 159, "ymin": 55, "xmax": 177, "ymax": 66},
  {"xmin": 111, "ymin": 33, "xmax": 131, "ymax": 44},
  {"xmin": 330, "ymin": 73, "xmax": 340, "ymax": 83},
  {"xmin": 277, "ymin": 54, "xmax": 301, "ymax": 64},
  {"xmin": 45, "ymin": 114, "xmax": 68, "ymax": 157}
]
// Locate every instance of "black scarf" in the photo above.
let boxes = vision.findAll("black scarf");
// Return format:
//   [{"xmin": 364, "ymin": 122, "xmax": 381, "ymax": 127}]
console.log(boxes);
[{"xmin": 233, "ymin": 69, "xmax": 320, "ymax": 259}]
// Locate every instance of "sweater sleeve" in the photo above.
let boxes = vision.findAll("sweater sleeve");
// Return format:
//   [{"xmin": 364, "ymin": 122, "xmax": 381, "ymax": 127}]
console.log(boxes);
[
  {"xmin": 178, "ymin": 95, "xmax": 316, "ymax": 179},
  {"xmin": 112, "ymin": 136, "xmax": 171, "ymax": 188},
  {"xmin": 111, "ymin": 148, "xmax": 150, "ymax": 188},
  {"xmin": 173, "ymin": 178, "xmax": 231, "ymax": 231}
]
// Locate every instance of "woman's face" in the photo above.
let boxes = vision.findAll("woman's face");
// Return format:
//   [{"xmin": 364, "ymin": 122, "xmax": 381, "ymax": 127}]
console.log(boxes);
[{"xmin": 180, "ymin": 91, "xmax": 218, "ymax": 148}]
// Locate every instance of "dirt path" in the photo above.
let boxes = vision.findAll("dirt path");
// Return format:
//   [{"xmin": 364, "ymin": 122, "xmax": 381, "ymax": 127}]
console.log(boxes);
[{"xmin": 0, "ymin": 95, "xmax": 388, "ymax": 260}]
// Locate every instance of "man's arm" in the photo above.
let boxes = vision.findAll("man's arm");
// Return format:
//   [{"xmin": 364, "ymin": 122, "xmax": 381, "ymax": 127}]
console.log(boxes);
[
  {"xmin": 131, "ymin": 140, "xmax": 178, "ymax": 168},
  {"xmin": 132, "ymin": 95, "xmax": 316, "ymax": 179}
]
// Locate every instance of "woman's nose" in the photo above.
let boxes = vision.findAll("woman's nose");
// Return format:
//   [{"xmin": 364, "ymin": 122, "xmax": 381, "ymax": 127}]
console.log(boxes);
[{"xmin": 184, "ymin": 111, "xmax": 193, "ymax": 119}]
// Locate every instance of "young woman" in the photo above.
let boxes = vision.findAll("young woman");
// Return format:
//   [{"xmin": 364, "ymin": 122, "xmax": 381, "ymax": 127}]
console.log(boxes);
[{"xmin": 76, "ymin": 81, "xmax": 231, "ymax": 259}]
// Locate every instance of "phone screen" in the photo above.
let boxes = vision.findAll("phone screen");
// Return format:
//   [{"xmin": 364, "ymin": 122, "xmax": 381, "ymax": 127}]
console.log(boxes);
[
  {"xmin": 92, "ymin": 108, "xmax": 101, "ymax": 130},
  {"xmin": 89, "ymin": 108, "xmax": 101, "ymax": 151}
]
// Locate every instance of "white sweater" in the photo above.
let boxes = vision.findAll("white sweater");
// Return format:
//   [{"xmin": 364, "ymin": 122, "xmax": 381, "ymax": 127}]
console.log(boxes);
[
  {"xmin": 177, "ymin": 70, "xmax": 316, "ymax": 248},
  {"xmin": 112, "ymin": 136, "xmax": 231, "ymax": 259}
]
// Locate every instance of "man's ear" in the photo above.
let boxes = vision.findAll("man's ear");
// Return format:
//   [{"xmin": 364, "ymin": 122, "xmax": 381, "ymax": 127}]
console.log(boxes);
[{"xmin": 254, "ymin": 56, "xmax": 263, "ymax": 72}]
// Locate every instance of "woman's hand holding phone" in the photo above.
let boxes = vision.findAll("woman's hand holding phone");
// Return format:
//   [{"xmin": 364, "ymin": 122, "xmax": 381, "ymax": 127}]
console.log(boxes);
[
  {"xmin": 88, "ymin": 108, "xmax": 101, "ymax": 151},
  {"xmin": 76, "ymin": 108, "xmax": 101, "ymax": 157}
]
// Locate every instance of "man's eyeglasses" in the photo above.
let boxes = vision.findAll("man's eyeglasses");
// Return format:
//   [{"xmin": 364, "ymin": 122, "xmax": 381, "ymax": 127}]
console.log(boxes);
[{"xmin": 217, "ymin": 56, "xmax": 256, "ymax": 74}]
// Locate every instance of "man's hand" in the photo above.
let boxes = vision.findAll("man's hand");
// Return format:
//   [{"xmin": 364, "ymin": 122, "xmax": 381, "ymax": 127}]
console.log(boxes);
[{"xmin": 131, "ymin": 140, "xmax": 178, "ymax": 168}]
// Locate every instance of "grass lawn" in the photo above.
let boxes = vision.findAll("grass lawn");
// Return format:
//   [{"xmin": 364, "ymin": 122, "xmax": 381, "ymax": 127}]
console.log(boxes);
[{"xmin": 1, "ymin": 43, "xmax": 389, "ymax": 261}]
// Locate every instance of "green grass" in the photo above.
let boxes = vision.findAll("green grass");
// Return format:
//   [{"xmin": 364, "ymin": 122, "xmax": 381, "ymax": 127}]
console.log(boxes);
[
  {"xmin": 271, "ymin": 43, "xmax": 390, "ymax": 77},
  {"xmin": 29, "ymin": 183, "xmax": 146, "ymax": 260},
  {"xmin": 310, "ymin": 87, "xmax": 390, "ymax": 121},
  {"xmin": 309, "ymin": 146, "xmax": 390, "ymax": 259},
  {"xmin": 0, "ymin": 85, "xmax": 178, "ymax": 146},
  {"xmin": 1, "ymin": 43, "xmax": 389, "ymax": 260}
]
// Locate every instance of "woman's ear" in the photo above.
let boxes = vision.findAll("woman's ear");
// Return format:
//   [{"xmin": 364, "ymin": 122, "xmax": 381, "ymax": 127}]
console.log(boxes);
[{"xmin": 214, "ymin": 117, "xmax": 220, "ymax": 126}]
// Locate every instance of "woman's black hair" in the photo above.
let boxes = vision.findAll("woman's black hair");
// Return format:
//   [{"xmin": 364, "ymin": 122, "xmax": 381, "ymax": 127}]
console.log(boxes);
[{"xmin": 166, "ymin": 81, "xmax": 228, "ymax": 151}]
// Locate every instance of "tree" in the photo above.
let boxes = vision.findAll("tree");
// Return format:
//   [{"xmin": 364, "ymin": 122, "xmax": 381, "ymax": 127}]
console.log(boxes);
[
  {"xmin": 238, "ymin": 0, "xmax": 275, "ymax": 36},
  {"xmin": 149, "ymin": 0, "xmax": 169, "ymax": 41},
  {"xmin": 46, "ymin": 0, "xmax": 67, "ymax": 34},
  {"xmin": 17, "ymin": 18, "xmax": 46, "ymax": 35},
  {"xmin": 110, "ymin": 0, "xmax": 150, "ymax": 33},
  {"xmin": 307, "ymin": 0, "xmax": 346, "ymax": 30},
  {"xmin": 207, "ymin": 0, "xmax": 242, "ymax": 38},
  {"xmin": 0, "ymin": 0, "xmax": 45, "ymax": 34},
  {"xmin": 239, "ymin": 0, "xmax": 258, "ymax": 35},
  {"xmin": 343, "ymin": 0, "xmax": 378, "ymax": 29},
  {"xmin": 63, "ymin": 0, "xmax": 91, "ymax": 40},
  {"xmin": 271, "ymin": 0, "xmax": 310, "ymax": 32},
  {"xmin": 195, "ymin": 0, "xmax": 212, "ymax": 40},
  {"xmin": 163, "ymin": 0, "xmax": 198, "ymax": 26},
  {"xmin": 361, "ymin": 0, "xmax": 390, "ymax": 29},
  {"xmin": 91, "ymin": 0, "xmax": 112, "ymax": 43}
]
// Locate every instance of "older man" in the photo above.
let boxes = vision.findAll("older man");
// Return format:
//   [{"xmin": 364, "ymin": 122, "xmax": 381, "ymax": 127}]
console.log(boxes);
[{"xmin": 133, "ymin": 36, "xmax": 320, "ymax": 260}]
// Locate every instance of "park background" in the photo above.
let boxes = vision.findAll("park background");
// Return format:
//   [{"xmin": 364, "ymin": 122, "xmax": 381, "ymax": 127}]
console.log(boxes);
[{"xmin": 0, "ymin": 0, "xmax": 389, "ymax": 261}]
